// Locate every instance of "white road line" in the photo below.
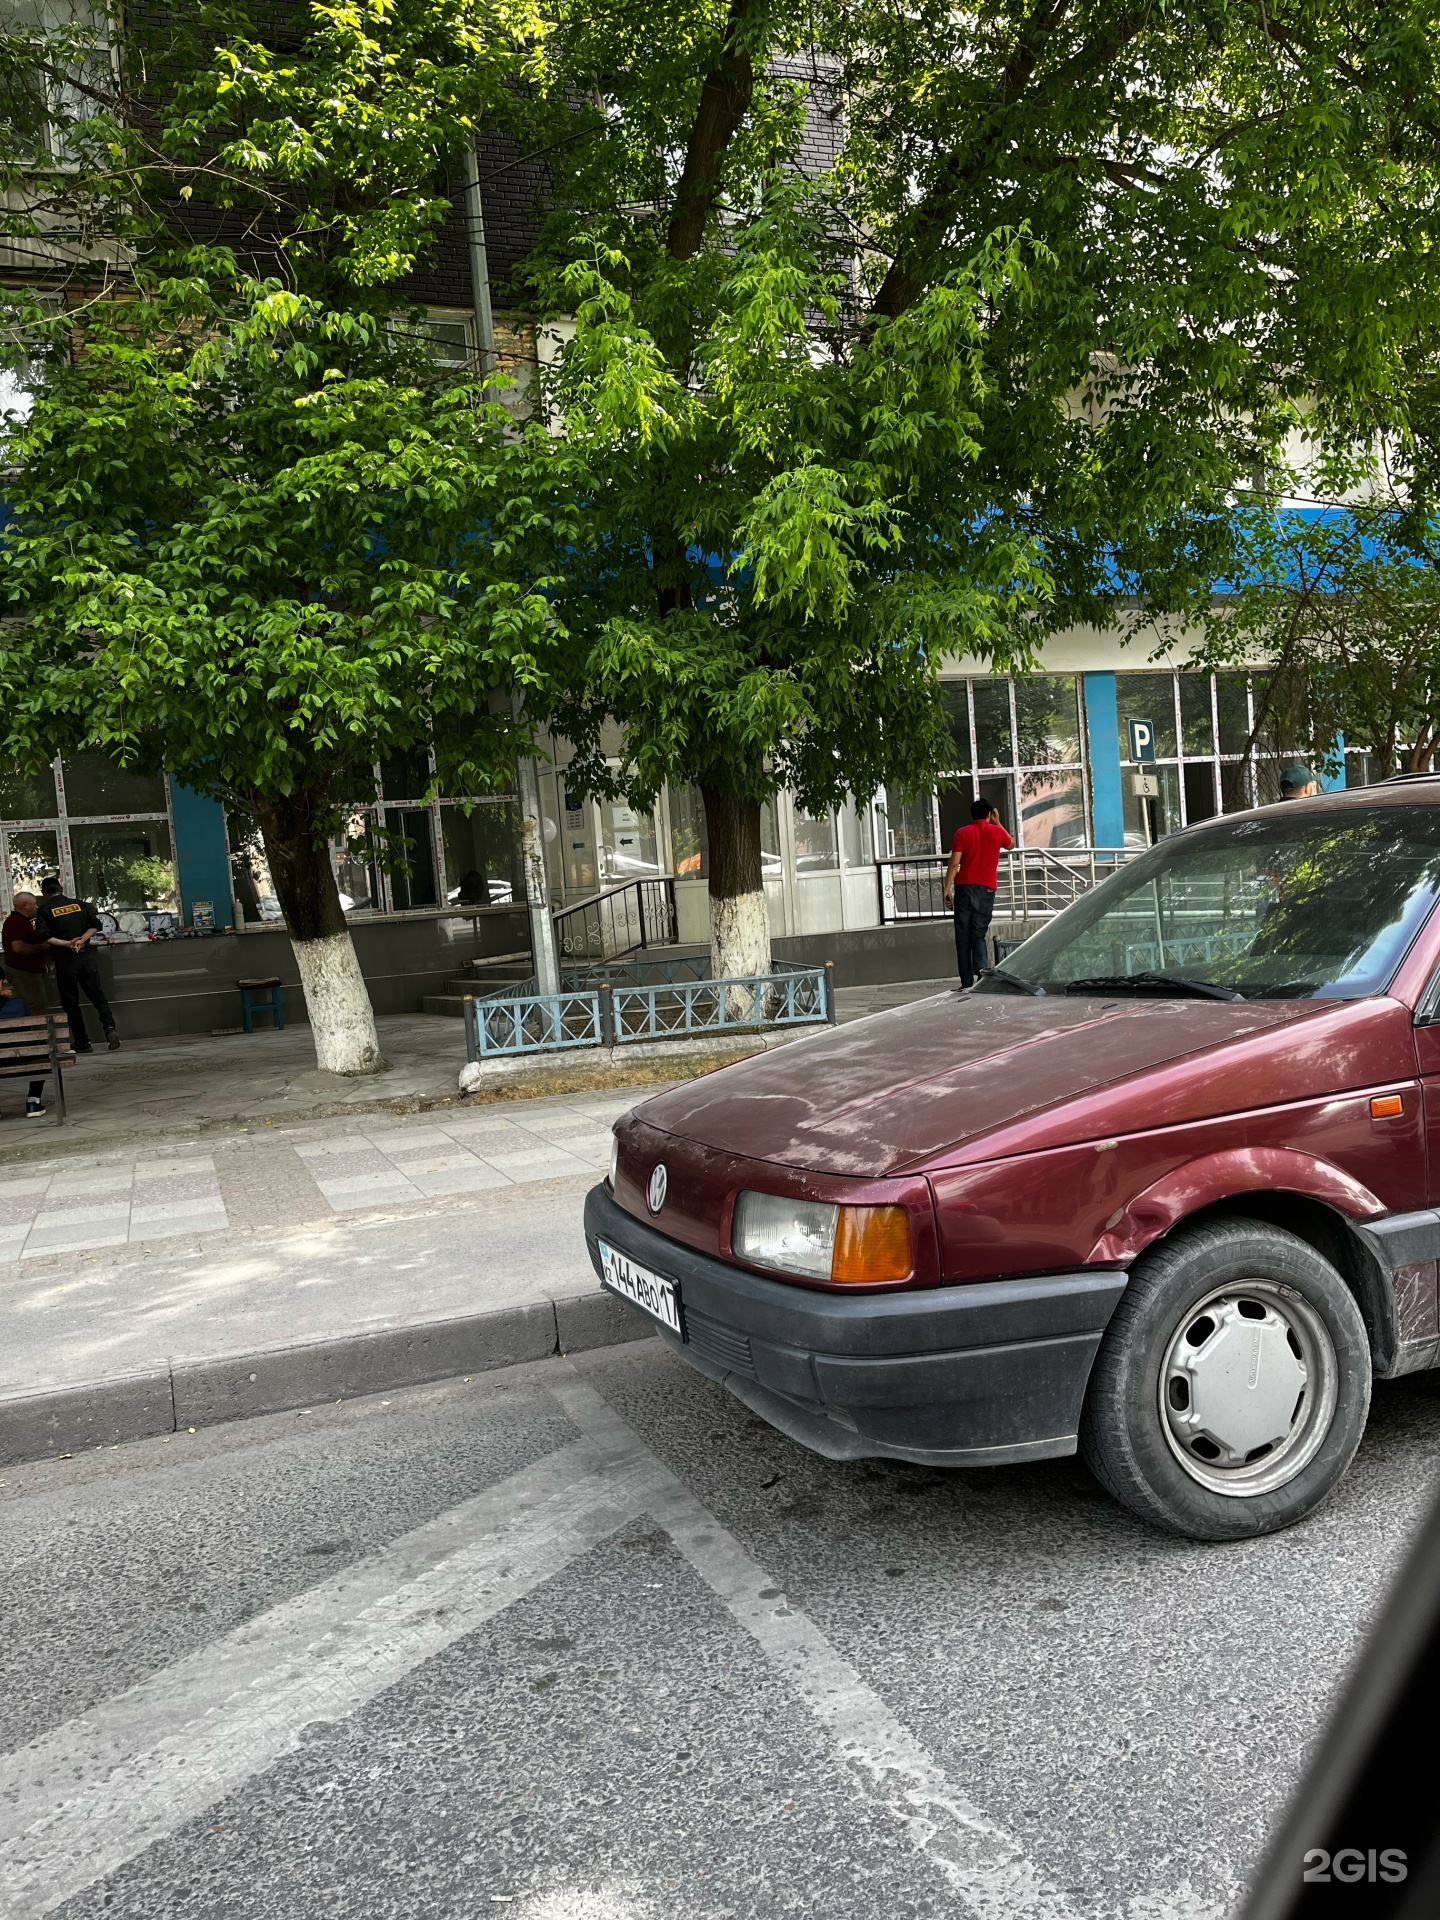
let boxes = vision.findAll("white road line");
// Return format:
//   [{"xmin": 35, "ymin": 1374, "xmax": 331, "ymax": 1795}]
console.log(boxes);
[
  {"xmin": 3, "ymin": 1368, "xmax": 1221, "ymax": 1920},
  {"xmin": 0, "ymin": 1439, "xmax": 665, "ymax": 1920},
  {"xmin": 549, "ymin": 1376, "xmax": 1083, "ymax": 1920}
]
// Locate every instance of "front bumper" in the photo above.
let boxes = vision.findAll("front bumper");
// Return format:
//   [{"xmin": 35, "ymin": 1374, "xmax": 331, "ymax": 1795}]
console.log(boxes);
[{"xmin": 584, "ymin": 1185, "xmax": 1128, "ymax": 1468}]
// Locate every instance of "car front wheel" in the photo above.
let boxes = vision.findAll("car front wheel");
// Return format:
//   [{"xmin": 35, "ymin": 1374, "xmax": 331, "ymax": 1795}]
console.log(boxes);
[{"xmin": 1079, "ymin": 1218, "xmax": 1372, "ymax": 1541}]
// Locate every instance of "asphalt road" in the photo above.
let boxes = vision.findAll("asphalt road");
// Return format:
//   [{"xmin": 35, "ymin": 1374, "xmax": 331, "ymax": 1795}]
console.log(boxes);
[{"xmin": 5, "ymin": 1334, "xmax": 1440, "ymax": 1920}]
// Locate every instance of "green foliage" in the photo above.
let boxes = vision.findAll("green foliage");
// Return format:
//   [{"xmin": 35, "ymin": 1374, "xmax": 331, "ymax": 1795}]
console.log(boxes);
[
  {"xmin": 525, "ymin": 199, "xmax": 1052, "ymax": 814},
  {"xmin": 1197, "ymin": 493, "xmax": 1440, "ymax": 779},
  {"xmin": 499, "ymin": 0, "xmax": 1440, "ymax": 820},
  {"xmin": 0, "ymin": 261, "xmax": 562, "ymax": 831}
]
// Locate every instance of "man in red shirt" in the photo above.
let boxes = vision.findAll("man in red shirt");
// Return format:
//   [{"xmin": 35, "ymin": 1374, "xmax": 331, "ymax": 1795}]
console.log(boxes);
[
  {"xmin": 942, "ymin": 800, "xmax": 1014, "ymax": 989},
  {"xmin": 1, "ymin": 890, "xmax": 51, "ymax": 1117}
]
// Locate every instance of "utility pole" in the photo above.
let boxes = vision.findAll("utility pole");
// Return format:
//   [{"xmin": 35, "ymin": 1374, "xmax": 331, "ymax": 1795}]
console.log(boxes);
[{"xmin": 463, "ymin": 141, "xmax": 562, "ymax": 994}]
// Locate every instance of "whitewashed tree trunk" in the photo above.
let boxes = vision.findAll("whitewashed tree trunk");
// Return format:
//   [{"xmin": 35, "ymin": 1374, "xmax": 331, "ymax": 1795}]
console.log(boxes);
[
  {"xmin": 708, "ymin": 886, "xmax": 770, "ymax": 980},
  {"xmin": 291, "ymin": 928, "xmax": 384, "ymax": 1074},
  {"xmin": 701, "ymin": 788, "xmax": 772, "ymax": 1017},
  {"xmin": 255, "ymin": 793, "xmax": 387, "ymax": 1077}
]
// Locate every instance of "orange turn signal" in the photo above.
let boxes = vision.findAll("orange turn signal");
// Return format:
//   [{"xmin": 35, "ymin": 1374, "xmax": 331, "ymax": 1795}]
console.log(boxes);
[
  {"xmin": 831, "ymin": 1205, "xmax": 912, "ymax": 1285},
  {"xmin": 1371, "ymin": 1094, "xmax": 1405, "ymax": 1118}
]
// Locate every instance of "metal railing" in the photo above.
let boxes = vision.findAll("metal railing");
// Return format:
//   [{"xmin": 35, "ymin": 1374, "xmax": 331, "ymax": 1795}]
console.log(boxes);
[
  {"xmin": 552, "ymin": 878, "xmax": 678, "ymax": 963},
  {"xmin": 878, "ymin": 846, "xmax": 1139, "ymax": 924},
  {"xmin": 467, "ymin": 990, "xmax": 604, "ymax": 1056},
  {"xmin": 463, "ymin": 961, "xmax": 834, "ymax": 1060},
  {"xmin": 611, "ymin": 967, "xmax": 830, "ymax": 1042}
]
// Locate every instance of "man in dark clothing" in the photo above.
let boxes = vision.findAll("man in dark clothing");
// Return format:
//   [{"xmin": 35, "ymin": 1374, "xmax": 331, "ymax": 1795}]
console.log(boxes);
[
  {"xmin": 0, "ymin": 893, "xmax": 51, "ymax": 1114},
  {"xmin": 942, "ymin": 799, "xmax": 1015, "ymax": 989},
  {"xmin": 34, "ymin": 877, "xmax": 120, "ymax": 1053}
]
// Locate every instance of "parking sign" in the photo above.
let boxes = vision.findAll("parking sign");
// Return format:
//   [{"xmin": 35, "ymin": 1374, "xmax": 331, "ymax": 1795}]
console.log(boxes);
[{"xmin": 1128, "ymin": 718, "xmax": 1156, "ymax": 762}]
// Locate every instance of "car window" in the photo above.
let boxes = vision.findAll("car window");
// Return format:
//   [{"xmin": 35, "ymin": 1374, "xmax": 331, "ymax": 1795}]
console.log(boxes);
[{"xmin": 982, "ymin": 805, "xmax": 1440, "ymax": 1000}]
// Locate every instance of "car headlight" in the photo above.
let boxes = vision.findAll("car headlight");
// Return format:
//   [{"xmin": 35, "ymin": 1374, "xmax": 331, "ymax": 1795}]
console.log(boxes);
[
  {"xmin": 609, "ymin": 1132, "xmax": 619, "ymax": 1190},
  {"xmin": 732, "ymin": 1191, "xmax": 911, "ymax": 1285}
]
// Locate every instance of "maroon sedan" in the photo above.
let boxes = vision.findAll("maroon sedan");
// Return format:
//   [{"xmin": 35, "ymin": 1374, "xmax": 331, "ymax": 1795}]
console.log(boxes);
[{"xmin": 586, "ymin": 782, "xmax": 1440, "ymax": 1539}]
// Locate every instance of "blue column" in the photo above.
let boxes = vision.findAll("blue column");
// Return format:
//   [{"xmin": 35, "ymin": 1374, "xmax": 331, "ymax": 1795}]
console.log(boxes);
[
  {"xmin": 1320, "ymin": 734, "xmax": 1347, "ymax": 792},
  {"xmin": 168, "ymin": 780, "xmax": 235, "ymax": 927},
  {"xmin": 1083, "ymin": 672, "xmax": 1125, "ymax": 848}
]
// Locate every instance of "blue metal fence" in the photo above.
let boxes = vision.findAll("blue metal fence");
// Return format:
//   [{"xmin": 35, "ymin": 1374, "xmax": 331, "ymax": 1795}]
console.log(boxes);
[{"xmin": 463, "ymin": 962, "xmax": 833, "ymax": 1061}]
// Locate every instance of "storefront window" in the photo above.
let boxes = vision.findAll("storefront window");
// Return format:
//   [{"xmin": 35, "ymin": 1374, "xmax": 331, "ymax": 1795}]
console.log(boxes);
[
  {"xmin": 761, "ymin": 800, "xmax": 784, "ymax": 879},
  {"xmin": 793, "ymin": 809, "xmax": 838, "ymax": 872},
  {"xmin": 442, "ymin": 802, "xmax": 522, "ymax": 907},
  {"xmin": 61, "ymin": 754, "xmax": 168, "ymax": 816},
  {"xmin": 599, "ymin": 799, "xmax": 660, "ymax": 883},
  {"xmin": 1216, "ymin": 675, "xmax": 1252, "ymax": 756},
  {"xmin": 0, "ymin": 752, "xmax": 175, "ymax": 919},
  {"xmin": 7, "ymin": 828, "xmax": 58, "ymax": 896},
  {"xmin": 0, "ymin": 764, "xmax": 57, "ymax": 820},
  {"xmin": 839, "ymin": 798, "xmax": 874, "ymax": 867},
  {"xmin": 1179, "ymin": 674, "xmax": 1215, "ymax": 756},
  {"xmin": 1020, "ymin": 770, "xmax": 1086, "ymax": 848},
  {"xmin": 1115, "ymin": 673, "xmax": 1177, "ymax": 761},
  {"xmin": 69, "ymin": 821, "xmax": 176, "ymax": 911},
  {"xmin": 382, "ymin": 807, "xmax": 439, "ymax": 909},
  {"xmin": 1015, "ymin": 676, "xmax": 1081, "ymax": 765},
  {"xmin": 972, "ymin": 680, "xmax": 1013, "ymax": 771},
  {"xmin": 667, "ymin": 787, "xmax": 708, "ymax": 880},
  {"xmin": 939, "ymin": 684, "xmax": 973, "ymax": 773}
]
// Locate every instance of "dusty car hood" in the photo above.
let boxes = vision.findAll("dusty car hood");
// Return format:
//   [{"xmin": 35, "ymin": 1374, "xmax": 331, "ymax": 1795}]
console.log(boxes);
[{"xmin": 635, "ymin": 990, "xmax": 1326, "ymax": 1177}]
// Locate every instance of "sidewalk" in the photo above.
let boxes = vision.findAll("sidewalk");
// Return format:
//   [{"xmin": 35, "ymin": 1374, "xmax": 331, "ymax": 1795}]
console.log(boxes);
[
  {"xmin": 0, "ymin": 977, "xmax": 959, "ymax": 1465},
  {"xmin": 0, "ymin": 980, "xmax": 956, "ymax": 1162}
]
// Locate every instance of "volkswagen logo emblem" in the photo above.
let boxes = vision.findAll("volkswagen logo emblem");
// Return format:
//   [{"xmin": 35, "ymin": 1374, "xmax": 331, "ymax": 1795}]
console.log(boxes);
[{"xmin": 647, "ymin": 1163, "xmax": 668, "ymax": 1215}]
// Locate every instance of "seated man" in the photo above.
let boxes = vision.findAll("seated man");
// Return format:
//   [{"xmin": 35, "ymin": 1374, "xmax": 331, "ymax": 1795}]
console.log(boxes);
[{"xmin": 0, "ymin": 972, "xmax": 47, "ymax": 1117}]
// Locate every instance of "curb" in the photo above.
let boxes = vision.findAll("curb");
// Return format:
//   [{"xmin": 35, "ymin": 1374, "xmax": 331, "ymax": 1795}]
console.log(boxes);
[{"xmin": 0, "ymin": 1288, "xmax": 653, "ymax": 1466}]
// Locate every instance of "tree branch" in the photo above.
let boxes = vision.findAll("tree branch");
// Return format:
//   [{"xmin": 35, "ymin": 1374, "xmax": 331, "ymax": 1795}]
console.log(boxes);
[
  {"xmin": 869, "ymin": 2, "xmax": 1157, "ymax": 320},
  {"xmin": 665, "ymin": 0, "xmax": 763, "ymax": 262}
]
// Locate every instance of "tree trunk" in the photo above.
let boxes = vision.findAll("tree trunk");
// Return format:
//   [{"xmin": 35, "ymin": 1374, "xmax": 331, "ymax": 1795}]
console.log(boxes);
[
  {"xmin": 701, "ymin": 788, "xmax": 770, "ymax": 983},
  {"xmin": 252, "ymin": 792, "xmax": 385, "ymax": 1075}
]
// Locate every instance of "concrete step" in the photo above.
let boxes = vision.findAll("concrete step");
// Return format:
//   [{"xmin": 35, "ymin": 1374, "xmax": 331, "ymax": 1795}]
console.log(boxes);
[{"xmin": 421, "ymin": 995, "xmax": 467, "ymax": 1017}]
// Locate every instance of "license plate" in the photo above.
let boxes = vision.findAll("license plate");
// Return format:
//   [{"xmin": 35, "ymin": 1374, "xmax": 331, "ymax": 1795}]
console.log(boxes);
[{"xmin": 599, "ymin": 1240, "xmax": 683, "ymax": 1337}]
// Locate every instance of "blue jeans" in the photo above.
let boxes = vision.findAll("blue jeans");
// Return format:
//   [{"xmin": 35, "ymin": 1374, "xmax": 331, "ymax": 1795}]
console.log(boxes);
[{"xmin": 952, "ymin": 885, "xmax": 995, "ymax": 988}]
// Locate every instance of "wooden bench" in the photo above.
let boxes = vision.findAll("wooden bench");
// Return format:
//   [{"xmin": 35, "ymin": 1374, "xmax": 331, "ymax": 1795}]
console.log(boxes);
[{"xmin": 0, "ymin": 1011, "xmax": 77, "ymax": 1125}]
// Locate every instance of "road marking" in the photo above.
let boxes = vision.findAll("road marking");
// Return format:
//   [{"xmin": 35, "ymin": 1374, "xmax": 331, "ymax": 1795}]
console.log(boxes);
[
  {"xmin": 2, "ymin": 1367, "xmax": 1226, "ymax": 1920},
  {"xmin": 0, "ymin": 1438, "xmax": 665, "ymax": 1920},
  {"xmin": 549, "ymin": 1376, "xmax": 1083, "ymax": 1920}
]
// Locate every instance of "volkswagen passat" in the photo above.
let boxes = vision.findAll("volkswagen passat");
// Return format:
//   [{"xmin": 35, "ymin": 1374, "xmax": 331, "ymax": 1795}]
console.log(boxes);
[{"xmin": 586, "ymin": 783, "xmax": 1440, "ymax": 1539}]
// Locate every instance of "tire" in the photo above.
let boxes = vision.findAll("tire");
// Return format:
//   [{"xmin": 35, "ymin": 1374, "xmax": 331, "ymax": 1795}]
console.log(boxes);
[{"xmin": 1079, "ymin": 1218, "xmax": 1371, "ymax": 1541}]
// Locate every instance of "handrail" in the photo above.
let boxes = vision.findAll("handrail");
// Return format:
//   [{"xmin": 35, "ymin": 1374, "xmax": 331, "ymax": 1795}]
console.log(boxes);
[
  {"xmin": 551, "ymin": 876, "xmax": 678, "ymax": 963},
  {"xmin": 877, "ymin": 846, "xmax": 1139, "ymax": 924}
]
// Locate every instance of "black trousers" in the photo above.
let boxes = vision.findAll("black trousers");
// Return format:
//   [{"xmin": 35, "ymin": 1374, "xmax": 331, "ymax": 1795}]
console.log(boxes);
[
  {"xmin": 54, "ymin": 953, "xmax": 115, "ymax": 1048},
  {"xmin": 952, "ymin": 884, "xmax": 996, "ymax": 989}
]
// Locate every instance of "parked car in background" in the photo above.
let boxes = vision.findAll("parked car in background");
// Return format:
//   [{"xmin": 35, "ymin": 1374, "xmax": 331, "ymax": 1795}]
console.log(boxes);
[{"xmin": 588, "ymin": 782, "xmax": 1440, "ymax": 1539}]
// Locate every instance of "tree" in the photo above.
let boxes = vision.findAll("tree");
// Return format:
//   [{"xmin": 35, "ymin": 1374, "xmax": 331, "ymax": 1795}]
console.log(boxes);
[
  {"xmin": 0, "ymin": 269, "xmax": 559, "ymax": 1069},
  {"xmin": 500, "ymin": 0, "xmax": 1440, "ymax": 973},
  {"xmin": 1197, "ymin": 496, "xmax": 1440, "ymax": 781},
  {"xmin": 0, "ymin": 0, "xmax": 553, "ymax": 1072}
]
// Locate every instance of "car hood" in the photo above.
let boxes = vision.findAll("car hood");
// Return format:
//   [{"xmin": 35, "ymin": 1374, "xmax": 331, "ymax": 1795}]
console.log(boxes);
[{"xmin": 635, "ymin": 990, "xmax": 1326, "ymax": 1177}]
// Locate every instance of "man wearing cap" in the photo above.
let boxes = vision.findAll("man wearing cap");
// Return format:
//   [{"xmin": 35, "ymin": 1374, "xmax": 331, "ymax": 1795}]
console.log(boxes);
[{"xmin": 1280, "ymin": 762, "xmax": 1320, "ymax": 800}]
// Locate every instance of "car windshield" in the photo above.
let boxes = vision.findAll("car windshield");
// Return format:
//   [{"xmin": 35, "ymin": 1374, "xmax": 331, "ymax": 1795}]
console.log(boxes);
[{"xmin": 978, "ymin": 804, "xmax": 1440, "ymax": 1000}]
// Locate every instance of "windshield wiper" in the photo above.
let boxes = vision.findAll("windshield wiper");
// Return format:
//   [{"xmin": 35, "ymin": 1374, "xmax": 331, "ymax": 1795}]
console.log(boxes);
[
  {"xmin": 979, "ymin": 967, "xmax": 1046, "ymax": 996},
  {"xmin": 1063, "ymin": 972, "xmax": 1245, "ymax": 1002}
]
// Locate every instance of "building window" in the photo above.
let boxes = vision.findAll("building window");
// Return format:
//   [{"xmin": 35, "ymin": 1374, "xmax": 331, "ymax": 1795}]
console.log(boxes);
[
  {"xmin": 934, "ymin": 675, "xmax": 1089, "ymax": 851},
  {"xmin": 226, "ymin": 761, "xmax": 522, "ymax": 925},
  {"xmin": 1116, "ymin": 671, "xmax": 1263, "ymax": 844},
  {"xmin": 667, "ymin": 787, "xmax": 708, "ymax": 880},
  {"xmin": 0, "ymin": 753, "xmax": 176, "ymax": 930}
]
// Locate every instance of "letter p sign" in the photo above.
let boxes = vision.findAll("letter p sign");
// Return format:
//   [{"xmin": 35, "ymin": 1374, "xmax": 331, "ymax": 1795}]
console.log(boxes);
[{"xmin": 1128, "ymin": 718, "xmax": 1156, "ymax": 763}]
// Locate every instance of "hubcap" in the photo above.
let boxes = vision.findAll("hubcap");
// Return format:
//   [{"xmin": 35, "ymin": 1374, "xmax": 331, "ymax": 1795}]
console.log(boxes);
[{"xmin": 1159, "ymin": 1280, "xmax": 1338, "ymax": 1498}]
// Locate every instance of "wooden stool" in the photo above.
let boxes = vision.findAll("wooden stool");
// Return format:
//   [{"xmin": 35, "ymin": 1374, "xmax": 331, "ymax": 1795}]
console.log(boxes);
[{"xmin": 238, "ymin": 977, "xmax": 284, "ymax": 1032}]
